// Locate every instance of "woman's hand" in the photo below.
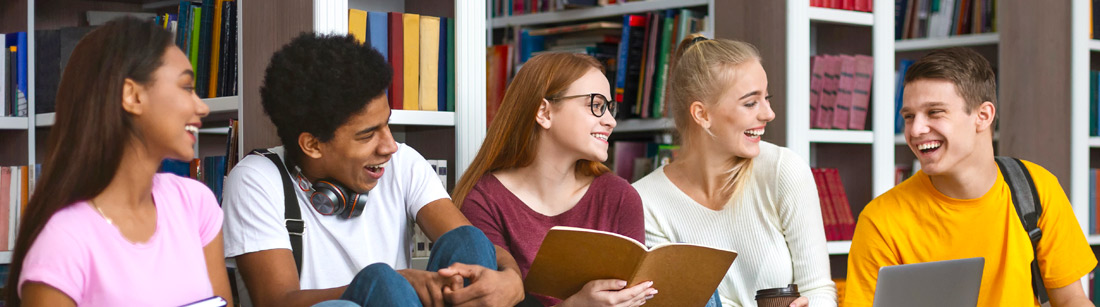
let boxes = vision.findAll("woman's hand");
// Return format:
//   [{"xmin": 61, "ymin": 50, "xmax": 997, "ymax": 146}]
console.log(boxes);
[
  {"xmin": 789, "ymin": 296, "xmax": 809, "ymax": 307},
  {"xmin": 557, "ymin": 279, "xmax": 656, "ymax": 307}
]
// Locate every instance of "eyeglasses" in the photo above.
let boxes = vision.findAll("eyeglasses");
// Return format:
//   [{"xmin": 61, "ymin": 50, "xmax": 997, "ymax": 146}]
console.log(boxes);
[{"xmin": 547, "ymin": 93, "xmax": 618, "ymax": 118}]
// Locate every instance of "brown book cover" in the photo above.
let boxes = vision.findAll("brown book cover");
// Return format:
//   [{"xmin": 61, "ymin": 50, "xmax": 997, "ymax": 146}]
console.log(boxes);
[{"xmin": 525, "ymin": 226, "xmax": 737, "ymax": 307}]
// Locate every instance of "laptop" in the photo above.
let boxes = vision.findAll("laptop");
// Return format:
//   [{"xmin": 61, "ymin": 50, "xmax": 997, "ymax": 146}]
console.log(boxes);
[{"xmin": 872, "ymin": 257, "xmax": 984, "ymax": 307}]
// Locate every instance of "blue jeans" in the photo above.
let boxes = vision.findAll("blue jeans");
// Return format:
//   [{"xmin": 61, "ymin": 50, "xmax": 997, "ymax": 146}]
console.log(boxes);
[
  {"xmin": 314, "ymin": 225, "xmax": 498, "ymax": 307},
  {"xmin": 705, "ymin": 290, "xmax": 721, "ymax": 307}
]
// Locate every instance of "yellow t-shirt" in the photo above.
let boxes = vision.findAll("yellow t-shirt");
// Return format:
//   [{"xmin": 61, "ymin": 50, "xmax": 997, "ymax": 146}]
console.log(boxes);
[{"xmin": 845, "ymin": 160, "xmax": 1096, "ymax": 307}]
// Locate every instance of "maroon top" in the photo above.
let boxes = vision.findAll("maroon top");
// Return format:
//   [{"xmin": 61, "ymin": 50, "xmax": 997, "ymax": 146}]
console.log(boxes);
[{"xmin": 460, "ymin": 172, "xmax": 645, "ymax": 306}]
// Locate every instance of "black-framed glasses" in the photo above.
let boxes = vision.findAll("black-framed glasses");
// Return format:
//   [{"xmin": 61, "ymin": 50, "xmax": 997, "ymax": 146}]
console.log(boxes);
[{"xmin": 547, "ymin": 93, "xmax": 618, "ymax": 118}]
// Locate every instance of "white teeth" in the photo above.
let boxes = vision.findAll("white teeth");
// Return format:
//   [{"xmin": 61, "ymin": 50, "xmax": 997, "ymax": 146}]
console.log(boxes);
[
  {"xmin": 366, "ymin": 161, "xmax": 389, "ymax": 172},
  {"xmin": 591, "ymin": 133, "xmax": 608, "ymax": 141},
  {"xmin": 917, "ymin": 142, "xmax": 942, "ymax": 151},
  {"xmin": 744, "ymin": 129, "xmax": 764, "ymax": 137},
  {"xmin": 185, "ymin": 125, "xmax": 198, "ymax": 134}
]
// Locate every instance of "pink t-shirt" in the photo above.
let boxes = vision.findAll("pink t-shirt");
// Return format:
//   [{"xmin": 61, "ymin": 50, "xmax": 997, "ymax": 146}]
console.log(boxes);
[
  {"xmin": 460, "ymin": 173, "xmax": 644, "ymax": 306},
  {"xmin": 18, "ymin": 173, "xmax": 223, "ymax": 306}
]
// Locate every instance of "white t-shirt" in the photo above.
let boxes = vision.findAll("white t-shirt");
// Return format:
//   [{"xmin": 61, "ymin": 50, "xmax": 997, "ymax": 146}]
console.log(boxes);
[{"xmin": 222, "ymin": 144, "xmax": 449, "ymax": 289}]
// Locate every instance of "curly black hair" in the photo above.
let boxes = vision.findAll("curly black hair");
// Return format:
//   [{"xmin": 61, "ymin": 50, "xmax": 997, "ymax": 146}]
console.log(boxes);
[{"xmin": 260, "ymin": 32, "xmax": 392, "ymax": 164}]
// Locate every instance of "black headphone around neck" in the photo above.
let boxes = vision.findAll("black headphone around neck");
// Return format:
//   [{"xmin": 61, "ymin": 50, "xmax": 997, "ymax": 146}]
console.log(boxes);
[{"xmin": 308, "ymin": 178, "xmax": 368, "ymax": 219}]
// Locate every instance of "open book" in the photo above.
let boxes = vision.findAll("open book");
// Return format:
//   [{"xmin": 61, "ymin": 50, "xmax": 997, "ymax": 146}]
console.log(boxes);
[{"xmin": 524, "ymin": 226, "xmax": 737, "ymax": 307}]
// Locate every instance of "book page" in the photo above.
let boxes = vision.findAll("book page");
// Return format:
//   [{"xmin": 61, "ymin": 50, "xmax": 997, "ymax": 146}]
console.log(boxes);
[
  {"xmin": 524, "ymin": 227, "xmax": 647, "ymax": 300},
  {"xmin": 631, "ymin": 244, "xmax": 737, "ymax": 307}
]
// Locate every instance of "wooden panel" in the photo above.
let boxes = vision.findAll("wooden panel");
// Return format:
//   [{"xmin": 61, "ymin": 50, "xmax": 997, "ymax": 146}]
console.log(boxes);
[
  {"xmin": 240, "ymin": 0, "xmax": 313, "ymax": 153},
  {"xmin": 0, "ymin": 131, "xmax": 29, "ymax": 166},
  {"xmin": 34, "ymin": 0, "xmax": 146, "ymax": 30},
  {"xmin": 405, "ymin": 0, "xmax": 453, "ymax": 18},
  {"xmin": 713, "ymin": 0, "xmax": 788, "ymax": 146},
  {"xmin": 0, "ymin": 0, "xmax": 28, "ymax": 33},
  {"xmin": 401, "ymin": 126, "xmax": 457, "ymax": 191},
  {"xmin": 998, "ymin": 1, "xmax": 1073, "ymax": 186}
]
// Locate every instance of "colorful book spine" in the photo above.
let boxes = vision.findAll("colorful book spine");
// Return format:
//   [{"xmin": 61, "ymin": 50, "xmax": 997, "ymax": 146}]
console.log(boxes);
[
  {"xmin": 438, "ymin": 17, "xmax": 448, "ymax": 112},
  {"xmin": 388, "ymin": 12, "xmax": 404, "ymax": 110},
  {"xmin": 446, "ymin": 18, "xmax": 455, "ymax": 112},
  {"xmin": 810, "ymin": 55, "xmax": 826, "ymax": 129},
  {"xmin": 418, "ymin": 16, "xmax": 440, "ymax": 111},
  {"xmin": 402, "ymin": 13, "xmax": 420, "ymax": 111},
  {"xmin": 849, "ymin": 55, "xmax": 874, "ymax": 130},
  {"xmin": 833, "ymin": 55, "xmax": 855, "ymax": 129}
]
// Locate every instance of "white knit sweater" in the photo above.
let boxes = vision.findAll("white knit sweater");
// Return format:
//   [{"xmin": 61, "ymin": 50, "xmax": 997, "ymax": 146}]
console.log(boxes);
[{"xmin": 632, "ymin": 141, "xmax": 837, "ymax": 307}]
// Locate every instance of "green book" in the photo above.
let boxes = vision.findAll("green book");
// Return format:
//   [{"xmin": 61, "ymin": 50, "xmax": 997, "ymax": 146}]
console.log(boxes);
[
  {"xmin": 190, "ymin": 6, "xmax": 202, "ymax": 79},
  {"xmin": 447, "ymin": 18, "xmax": 455, "ymax": 112},
  {"xmin": 652, "ymin": 10, "xmax": 676, "ymax": 118}
]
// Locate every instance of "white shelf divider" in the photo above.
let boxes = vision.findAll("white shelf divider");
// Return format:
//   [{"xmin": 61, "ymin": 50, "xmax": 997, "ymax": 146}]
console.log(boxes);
[
  {"xmin": 490, "ymin": 0, "xmax": 707, "ymax": 28},
  {"xmin": 199, "ymin": 127, "xmax": 231, "ymax": 135},
  {"xmin": 827, "ymin": 240, "xmax": 851, "ymax": 255},
  {"xmin": 894, "ymin": 33, "xmax": 1000, "ymax": 52},
  {"xmin": 390, "ymin": 110, "xmax": 455, "ymax": 126},
  {"xmin": 204, "ymin": 96, "xmax": 239, "ymax": 113},
  {"xmin": 1090, "ymin": 137, "xmax": 1100, "ymax": 148},
  {"xmin": 808, "ymin": 129, "xmax": 874, "ymax": 144},
  {"xmin": 35, "ymin": 113, "xmax": 53, "ymax": 127},
  {"xmin": 0, "ymin": 117, "xmax": 28, "ymax": 130},
  {"xmin": 0, "ymin": 251, "xmax": 10, "ymax": 264},
  {"xmin": 1090, "ymin": 39, "xmax": 1100, "ymax": 51},
  {"xmin": 615, "ymin": 118, "xmax": 674, "ymax": 133},
  {"xmin": 1089, "ymin": 235, "xmax": 1100, "ymax": 246},
  {"xmin": 807, "ymin": 7, "xmax": 874, "ymax": 26}
]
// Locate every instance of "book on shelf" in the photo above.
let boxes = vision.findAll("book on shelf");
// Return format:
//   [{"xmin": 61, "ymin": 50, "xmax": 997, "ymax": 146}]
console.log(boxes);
[
  {"xmin": 610, "ymin": 141, "xmax": 678, "ymax": 182},
  {"xmin": 524, "ymin": 226, "xmax": 737, "ymax": 307},
  {"xmin": 358, "ymin": 11, "xmax": 454, "ymax": 113},
  {"xmin": 811, "ymin": 0, "xmax": 873, "ymax": 12},
  {"xmin": 812, "ymin": 168, "xmax": 855, "ymax": 241},
  {"xmin": 4, "ymin": 33, "xmax": 28, "ymax": 117},
  {"xmin": 894, "ymin": 59, "xmax": 916, "ymax": 134},
  {"xmin": 897, "ymin": 0, "xmax": 996, "ymax": 41},
  {"xmin": 159, "ymin": 1, "xmax": 238, "ymax": 99},
  {"xmin": 833, "ymin": 55, "xmax": 855, "ymax": 130},
  {"xmin": 849, "ymin": 55, "xmax": 873, "ymax": 130}
]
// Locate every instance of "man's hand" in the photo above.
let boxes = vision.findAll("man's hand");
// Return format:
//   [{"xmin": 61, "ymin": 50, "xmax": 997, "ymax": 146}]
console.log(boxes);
[
  {"xmin": 438, "ymin": 263, "xmax": 525, "ymax": 307},
  {"xmin": 398, "ymin": 269, "xmax": 463, "ymax": 307},
  {"xmin": 789, "ymin": 296, "xmax": 809, "ymax": 307}
]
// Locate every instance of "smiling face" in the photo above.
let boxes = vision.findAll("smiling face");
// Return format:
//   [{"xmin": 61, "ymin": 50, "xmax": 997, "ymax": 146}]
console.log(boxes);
[
  {"xmin": 901, "ymin": 78, "xmax": 993, "ymax": 177},
  {"xmin": 308, "ymin": 94, "xmax": 398, "ymax": 194},
  {"xmin": 543, "ymin": 68, "xmax": 617, "ymax": 162},
  {"xmin": 128, "ymin": 46, "xmax": 209, "ymax": 161},
  {"xmin": 701, "ymin": 60, "xmax": 775, "ymax": 159}
]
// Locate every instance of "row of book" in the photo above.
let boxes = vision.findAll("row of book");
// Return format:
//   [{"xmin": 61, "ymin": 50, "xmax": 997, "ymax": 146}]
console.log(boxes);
[
  {"xmin": 811, "ymin": 0, "xmax": 874, "ymax": 12},
  {"xmin": 491, "ymin": 0, "xmax": 630, "ymax": 18},
  {"xmin": 893, "ymin": 59, "xmax": 915, "ymax": 134},
  {"xmin": 490, "ymin": 9, "xmax": 707, "ymax": 126},
  {"xmin": 1089, "ymin": 266, "xmax": 1100, "ymax": 305},
  {"xmin": 160, "ymin": 156, "xmax": 228, "ymax": 205},
  {"xmin": 609, "ymin": 141, "xmax": 677, "ymax": 182},
  {"xmin": 896, "ymin": 0, "xmax": 995, "ymax": 40},
  {"xmin": 411, "ymin": 159, "xmax": 451, "ymax": 258},
  {"xmin": 167, "ymin": 0, "xmax": 239, "ymax": 99},
  {"xmin": 2, "ymin": 33, "xmax": 27, "ymax": 117},
  {"xmin": 810, "ymin": 54, "xmax": 874, "ymax": 131},
  {"xmin": 0, "ymin": 165, "xmax": 33, "ymax": 251},
  {"xmin": 813, "ymin": 168, "xmax": 856, "ymax": 242},
  {"xmin": 1086, "ymin": 169, "xmax": 1100, "ymax": 235},
  {"xmin": 350, "ymin": 10, "xmax": 455, "ymax": 113}
]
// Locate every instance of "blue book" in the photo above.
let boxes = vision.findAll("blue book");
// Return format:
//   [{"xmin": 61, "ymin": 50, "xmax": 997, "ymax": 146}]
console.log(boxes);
[
  {"xmin": 159, "ymin": 159, "xmax": 191, "ymax": 177},
  {"xmin": 176, "ymin": 2, "xmax": 191, "ymax": 50},
  {"xmin": 367, "ymin": 11, "xmax": 388, "ymax": 59},
  {"xmin": 438, "ymin": 17, "xmax": 448, "ymax": 112},
  {"xmin": 367, "ymin": 11, "xmax": 388, "ymax": 99},
  {"xmin": 5, "ymin": 32, "xmax": 27, "ymax": 116},
  {"xmin": 894, "ymin": 59, "xmax": 915, "ymax": 134},
  {"xmin": 615, "ymin": 15, "xmax": 633, "ymax": 107},
  {"xmin": 518, "ymin": 29, "xmax": 544, "ymax": 64},
  {"xmin": 1090, "ymin": 169, "xmax": 1096, "ymax": 234}
]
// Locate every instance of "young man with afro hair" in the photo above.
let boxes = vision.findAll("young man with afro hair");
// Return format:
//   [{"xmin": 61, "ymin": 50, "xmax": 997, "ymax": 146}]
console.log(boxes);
[{"xmin": 221, "ymin": 33, "xmax": 525, "ymax": 307}]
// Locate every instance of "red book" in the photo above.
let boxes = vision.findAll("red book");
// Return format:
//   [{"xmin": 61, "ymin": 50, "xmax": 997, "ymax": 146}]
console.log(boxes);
[
  {"xmin": 854, "ymin": 0, "xmax": 871, "ymax": 12},
  {"xmin": 848, "ymin": 55, "xmax": 873, "ymax": 130},
  {"xmin": 810, "ymin": 55, "xmax": 825, "ymax": 129},
  {"xmin": 832, "ymin": 55, "xmax": 855, "ymax": 129},
  {"xmin": 817, "ymin": 55, "xmax": 841, "ymax": 129},
  {"xmin": 813, "ymin": 168, "xmax": 839, "ymax": 241},
  {"xmin": 487, "ymin": 45, "xmax": 510, "ymax": 127},
  {"xmin": 843, "ymin": 0, "xmax": 855, "ymax": 10},
  {"xmin": 827, "ymin": 169, "xmax": 856, "ymax": 240},
  {"xmin": 387, "ymin": 12, "xmax": 404, "ymax": 110},
  {"xmin": 0, "ymin": 167, "xmax": 9, "ymax": 250}
]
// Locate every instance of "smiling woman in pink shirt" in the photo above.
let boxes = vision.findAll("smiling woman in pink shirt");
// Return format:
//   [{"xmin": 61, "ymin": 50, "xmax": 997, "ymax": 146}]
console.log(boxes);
[{"xmin": 4, "ymin": 17, "xmax": 231, "ymax": 306}]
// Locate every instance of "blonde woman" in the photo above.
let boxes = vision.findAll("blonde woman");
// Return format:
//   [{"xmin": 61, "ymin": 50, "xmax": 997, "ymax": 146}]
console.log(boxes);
[{"xmin": 632, "ymin": 35, "xmax": 837, "ymax": 307}]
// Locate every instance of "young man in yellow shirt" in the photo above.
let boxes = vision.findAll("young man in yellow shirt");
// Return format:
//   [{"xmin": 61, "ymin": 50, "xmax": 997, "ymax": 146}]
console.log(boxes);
[{"xmin": 845, "ymin": 48, "xmax": 1096, "ymax": 306}]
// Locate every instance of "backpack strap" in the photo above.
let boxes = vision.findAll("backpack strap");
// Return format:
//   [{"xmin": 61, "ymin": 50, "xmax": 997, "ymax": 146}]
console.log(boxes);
[
  {"xmin": 251, "ymin": 149, "xmax": 305, "ymax": 278},
  {"xmin": 994, "ymin": 156, "xmax": 1050, "ymax": 307}
]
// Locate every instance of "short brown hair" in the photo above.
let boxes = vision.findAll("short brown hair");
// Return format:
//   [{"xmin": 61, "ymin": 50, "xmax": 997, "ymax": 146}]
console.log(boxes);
[{"xmin": 904, "ymin": 47, "xmax": 996, "ymax": 113}]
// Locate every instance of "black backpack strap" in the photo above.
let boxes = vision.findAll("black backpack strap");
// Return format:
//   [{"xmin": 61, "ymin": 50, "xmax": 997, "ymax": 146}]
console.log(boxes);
[
  {"xmin": 994, "ymin": 156, "xmax": 1050, "ymax": 307},
  {"xmin": 251, "ymin": 149, "xmax": 305, "ymax": 277}
]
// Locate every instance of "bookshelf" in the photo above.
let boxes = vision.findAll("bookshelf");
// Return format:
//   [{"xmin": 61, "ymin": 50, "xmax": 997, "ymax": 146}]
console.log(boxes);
[
  {"xmin": 34, "ymin": 96, "xmax": 239, "ymax": 128},
  {"xmin": 807, "ymin": 130, "xmax": 875, "ymax": 144},
  {"xmin": 0, "ymin": 117, "xmax": 28, "ymax": 130},
  {"xmin": 827, "ymin": 240, "xmax": 851, "ymax": 255},
  {"xmin": 894, "ymin": 32, "xmax": 999, "ymax": 52},
  {"xmin": 614, "ymin": 118, "xmax": 674, "ymax": 134},
  {"xmin": 489, "ymin": 0, "xmax": 710, "ymax": 29}
]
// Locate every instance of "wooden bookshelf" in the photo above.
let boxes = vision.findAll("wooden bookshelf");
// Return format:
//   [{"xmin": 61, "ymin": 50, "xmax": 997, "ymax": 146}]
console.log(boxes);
[
  {"xmin": 827, "ymin": 240, "xmax": 851, "ymax": 255},
  {"xmin": 0, "ymin": 117, "xmax": 29, "ymax": 130},
  {"xmin": 390, "ymin": 110, "xmax": 456, "ymax": 126},
  {"xmin": 808, "ymin": 130, "xmax": 874, "ymax": 144},
  {"xmin": 807, "ymin": 7, "xmax": 873, "ymax": 26},
  {"xmin": 894, "ymin": 33, "xmax": 1000, "ymax": 52},
  {"xmin": 615, "ymin": 118, "xmax": 674, "ymax": 134},
  {"xmin": 205, "ymin": 95, "xmax": 239, "ymax": 114},
  {"xmin": 489, "ymin": 0, "xmax": 708, "ymax": 29}
]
